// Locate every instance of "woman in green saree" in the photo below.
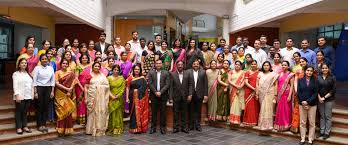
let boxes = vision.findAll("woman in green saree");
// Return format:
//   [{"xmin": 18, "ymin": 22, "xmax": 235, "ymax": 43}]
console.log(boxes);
[
  {"xmin": 216, "ymin": 60, "xmax": 231, "ymax": 121},
  {"xmin": 107, "ymin": 64, "xmax": 126, "ymax": 135}
]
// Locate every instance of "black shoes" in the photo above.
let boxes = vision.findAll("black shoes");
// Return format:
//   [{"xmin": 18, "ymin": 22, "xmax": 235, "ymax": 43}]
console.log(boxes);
[
  {"xmin": 299, "ymin": 141, "xmax": 305, "ymax": 145},
  {"xmin": 181, "ymin": 128, "xmax": 189, "ymax": 134},
  {"xmin": 323, "ymin": 134, "xmax": 330, "ymax": 140},
  {"xmin": 149, "ymin": 128, "xmax": 156, "ymax": 134},
  {"xmin": 317, "ymin": 133, "xmax": 324, "ymax": 138},
  {"xmin": 16, "ymin": 129, "xmax": 23, "ymax": 135},
  {"xmin": 160, "ymin": 128, "xmax": 166, "ymax": 134},
  {"xmin": 196, "ymin": 126, "xmax": 202, "ymax": 132},
  {"xmin": 173, "ymin": 128, "xmax": 180, "ymax": 133}
]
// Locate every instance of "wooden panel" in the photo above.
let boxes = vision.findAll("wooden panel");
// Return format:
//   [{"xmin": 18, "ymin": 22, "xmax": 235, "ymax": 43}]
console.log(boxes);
[
  {"xmin": 229, "ymin": 27, "xmax": 279, "ymax": 46},
  {"xmin": 114, "ymin": 19, "xmax": 154, "ymax": 43},
  {"xmin": 55, "ymin": 24, "xmax": 102, "ymax": 47}
]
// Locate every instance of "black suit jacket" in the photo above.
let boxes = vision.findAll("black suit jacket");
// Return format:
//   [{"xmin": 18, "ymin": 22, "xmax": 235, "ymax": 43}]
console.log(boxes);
[
  {"xmin": 169, "ymin": 70, "xmax": 191, "ymax": 102},
  {"xmin": 187, "ymin": 69, "xmax": 208, "ymax": 99},
  {"xmin": 297, "ymin": 77, "xmax": 318, "ymax": 106},
  {"xmin": 94, "ymin": 42, "xmax": 111, "ymax": 54},
  {"xmin": 147, "ymin": 70, "xmax": 171, "ymax": 100}
]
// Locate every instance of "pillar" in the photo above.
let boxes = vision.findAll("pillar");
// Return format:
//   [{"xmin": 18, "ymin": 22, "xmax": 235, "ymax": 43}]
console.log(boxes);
[
  {"xmin": 104, "ymin": 16, "xmax": 113, "ymax": 43},
  {"xmin": 222, "ymin": 18, "xmax": 230, "ymax": 45}
]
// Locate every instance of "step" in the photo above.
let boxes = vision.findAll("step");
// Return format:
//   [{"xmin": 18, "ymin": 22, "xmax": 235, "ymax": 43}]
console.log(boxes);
[
  {"xmin": 331, "ymin": 127, "xmax": 348, "ymax": 138},
  {"xmin": 0, "ymin": 105, "xmax": 15, "ymax": 113},
  {"xmin": 333, "ymin": 108, "xmax": 348, "ymax": 119},
  {"xmin": 333, "ymin": 117, "xmax": 348, "ymax": 128},
  {"xmin": 0, "ymin": 125, "xmax": 85, "ymax": 145},
  {"xmin": 0, "ymin": 122, "xmax": 55, "ymax": 134},
  {"xmin": 209, "ymin": 121, "xmax": 348, "ymax": 145},
  {"xmin": 0, "ymin": 112, "xmax": 14, "ymax": 124}
]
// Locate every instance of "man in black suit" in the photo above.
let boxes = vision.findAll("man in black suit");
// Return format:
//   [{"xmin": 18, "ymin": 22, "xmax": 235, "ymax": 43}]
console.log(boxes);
[
  {"xmin": 148, "ymin": 59, "xmax": 171, "ymax": 134},
  {"xmin": 94, "ymin": 32, "xmax": 111, "ymax": 55},
  {"xmin": 187, "ymin": 59, "xmax": 208, "ymax": 132},
  {"xmin": 169, "ymin": 61, "xmax": 190, "ymax": 133}
]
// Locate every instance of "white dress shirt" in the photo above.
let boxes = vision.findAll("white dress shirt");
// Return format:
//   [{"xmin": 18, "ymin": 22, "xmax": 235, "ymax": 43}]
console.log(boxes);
[
  {"xmin": 280, "ymin": 47, "xmax": 299, "ymax": 67},
  {"xmin": 12, "ymin": 71, "xmax": 33, "ymax": 100},
  {"xmin": 244, "ymin": 46, "xmax": 255, "ymax": 56},
  {"xmin": 128, "ymin": 40, "xmax": 141, "ymax": 52},
  {"xmin": 251, "ymin": 49, "xmax": 267, "ymax": 68},
  {"xmin": 193, "ymin": 70, "xmax": 198, "ymax": 90},
  {"xmin": 100, "ymin": 42, "xmax": 106, "ymax": 53},
  {"xmin": 178, "ymin": 71, "xmax": 183, "ymax": 84},
  {"xmin": 156, "ymin": 70, "xmax": 161, "ymax": 91},
  {"xmin": 32, "ymin": 65, "xmax": 55, "ymax": 87}
]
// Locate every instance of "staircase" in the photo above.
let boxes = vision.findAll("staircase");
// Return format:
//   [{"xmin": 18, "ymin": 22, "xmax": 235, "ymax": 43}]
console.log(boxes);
[
  {"xmin": 0, "ymin": 105, "xmax": 84, "ymax": 145},
  {"xmin": 209, "ymin": 108, "xmax": 348, "ymax": 145}
]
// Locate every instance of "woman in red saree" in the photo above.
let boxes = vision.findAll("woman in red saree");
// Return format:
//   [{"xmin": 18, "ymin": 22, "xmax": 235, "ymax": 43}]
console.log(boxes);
[
  {"xmin": 243, "ymin": 60, "xmax": 260, "ymax": 126},
  {"xmin": 274, "ymin": 61, "xmax": 294, "ymax": 131},
  {"xmin": 126, "ymin": 64, "xmax": 149, "ymax": 133},
  {"xmin": 55, "ymin": 59, "xmax": 80, "ymax": 136},
  {"xmin": 228, "ymin": 61, "xmax": 245, "ymax": 124}
]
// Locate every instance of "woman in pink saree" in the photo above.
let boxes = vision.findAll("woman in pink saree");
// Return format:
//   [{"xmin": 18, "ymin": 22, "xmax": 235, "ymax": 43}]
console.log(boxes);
[
  {"xmin": 16, "ymin": 43, "xmax": 39, "ymax": 74},
  {"xmin": 75, "ymin": 53, "xmax": 91, "ymax": 125},
  {"xmin": 274, "ymin": 61, "xmax": 294, "ymax": 131},
  {"xmin": 170, "ymin": 39, "xmax": 186, "ymax": 72}
]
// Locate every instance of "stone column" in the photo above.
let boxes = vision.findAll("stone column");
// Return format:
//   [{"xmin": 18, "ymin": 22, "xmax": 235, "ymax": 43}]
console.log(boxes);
[
  {"xmin": 222, "ymin": 18, "xmax": 230, "ymax": 45},
  {"xmin": 104, "ymin": 16, "xmax": 113, "ymax": 43}
]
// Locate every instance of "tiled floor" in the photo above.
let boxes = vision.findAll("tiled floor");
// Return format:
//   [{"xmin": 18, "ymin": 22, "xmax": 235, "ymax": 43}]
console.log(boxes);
[{"xmin": 16, "ymin": 126, "xmax": 300, "ymax": 145}]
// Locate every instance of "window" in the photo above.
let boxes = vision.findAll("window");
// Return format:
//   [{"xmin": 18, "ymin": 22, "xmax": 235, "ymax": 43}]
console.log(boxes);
[
  {"xmin": 318, "ymin": 23, "xmax": 343, "ymax": 39},
  {"xmin": 0, "ymin": 21, "xmax": 14, "ymax": 59}
]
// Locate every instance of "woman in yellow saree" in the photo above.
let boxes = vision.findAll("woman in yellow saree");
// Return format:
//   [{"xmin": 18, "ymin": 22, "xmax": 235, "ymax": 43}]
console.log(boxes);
[
  {"xmin": 54, "ymin": 59, "xmax": 80, "ymax": 136},
  {"xmin": 107, "ymin": 64, "xmax": 125, "ymax": 135}
]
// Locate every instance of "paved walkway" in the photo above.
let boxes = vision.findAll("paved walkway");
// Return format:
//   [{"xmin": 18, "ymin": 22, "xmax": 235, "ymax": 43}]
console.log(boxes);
[{"xmin": 15, "ymin": 126, "xmax": 300, "ymax": 145}]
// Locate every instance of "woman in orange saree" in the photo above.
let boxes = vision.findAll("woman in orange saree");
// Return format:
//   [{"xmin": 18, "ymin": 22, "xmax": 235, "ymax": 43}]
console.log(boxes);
[
  {"xmin": 290, "ymin": 53, "xmax": 307, "ymax": 133},
  {"xmin": 54, "ymin": 59, "xmax": 80, "ymax": 136},
  {"xmin": 229, "ymin": 61, "xmax": 245, "ymax": 124}
]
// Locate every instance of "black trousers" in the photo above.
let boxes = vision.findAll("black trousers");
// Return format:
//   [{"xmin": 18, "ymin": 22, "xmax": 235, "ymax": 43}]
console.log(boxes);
[
  {"xmin": 15, "ymin": 100, "xmax": 30, "ymax": 129},
  {"xmin": 188, "ymin": 91, "xmax": 202, "ymax": 129},
  {"xmin": 173, "ymin": 99, "xmax": 187, "ymax": 130},
  {"xmin": 151, "ymin": 96, "xmax": 167, "ymax": 129},
  {"xmin": 36, "ymin": 86, "xmax": 52, "ymax": 127}
]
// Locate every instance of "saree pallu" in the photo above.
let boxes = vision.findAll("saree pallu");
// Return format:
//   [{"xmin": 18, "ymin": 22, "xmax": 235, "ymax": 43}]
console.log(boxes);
[
  {"xmin": 202, "ymin": 51, "xmax": 214, "ymax": 68},
  {"xmin": 86, "ymin": 73, "xmax": 110, "ymax": 136},
  {"xmin": 243, "ymin": 71, "xmax": 259, "ymax": 126},
  {"xmin": 290, "ymin": 69, "xmax": 304, "ymax": 133},
  {"xmin": 116, "ymin": 60, "xmax": 133, "ymax": 112},
  {"xmin": 143, "ymin": 52, "xmax": 155, "ymax": 76},
  {"xmin": 55, "ymin": 72, "xmax": 76, "ymax": 135},
  {"xmin": 207, "ymin": 70, "xmax": 219, "ymax": 121},
  {"xmin": 75, "ymin": 67, "xmax": 92, "ymax": 125},
  {"xmin": 274, "ymin": 72, "xmax": 294, "ymax": 131},
  {"xmin": 229, "ymin": 71, "xmax": 245, "ymax": 124},
  {"xmin": 216, "ymin": 71, "xmax": 230, "ymax": 120},
  {"xmin": 171, "ymin": 48, "xmax": 186, "ymax": 72},
  {"xmin": 158, "ymin": 50, "xmax": 173, "ymax": 71},
  {"xmin": 258, "ymin": 72, "xmax": 278, "ymax": 130},
  {"xmin": 107, "ymin": 76, "xmax": 125, "ymax": 135},
  {"xmin": 127, "ymin": 76, "xmax": 149, "ymax": 133}
]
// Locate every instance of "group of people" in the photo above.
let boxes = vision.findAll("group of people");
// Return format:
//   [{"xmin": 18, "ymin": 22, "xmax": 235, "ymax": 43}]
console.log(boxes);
[{"xmin": 13, "ymin": 32, "xmax": 336, "ymax": 145}]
